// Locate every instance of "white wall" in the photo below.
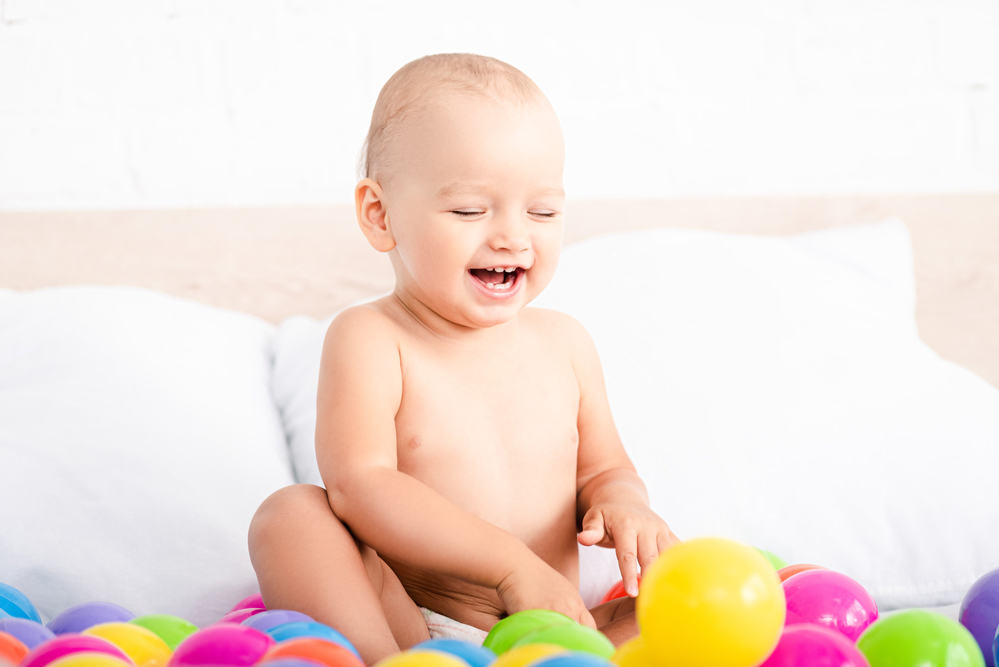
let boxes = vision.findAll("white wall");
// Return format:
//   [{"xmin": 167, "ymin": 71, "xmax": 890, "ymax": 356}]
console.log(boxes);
[{"xmin": 1, "ymin": 0, "xmax": 997, "ymax": 210}]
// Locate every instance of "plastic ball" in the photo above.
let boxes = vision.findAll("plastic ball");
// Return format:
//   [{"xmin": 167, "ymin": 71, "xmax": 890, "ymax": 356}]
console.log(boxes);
[
  {"xmin": 529, "ymin": 655, "xmax": 610, "ymax": 667},
  {"xmin": 129, "ymin": 615, "xmax": 198, "ymax": 652},
  {"xmin": 219, "ymin": 609, "xmax": 265, "ymax": 625},
  {"xmin": 511, "ymin": 623, "xmax": 614, "ymax": 658},
  {"xmin": 83, "ymin": 622, "xmax": 172, "ymax": 667},
  {"xmin": 482, "ymin": 610, "xmax": 573, "ymax": 655},
  {"xmin": 610, "ymin": 636, "xmax": 651, "ymax": 667},
  {"xmin": 168, "ymin": 624, "xmax": 274, "ymax": 667},
  {"xmin": 960, "ymin": 567, "xmax": 999, "ymax": 667},
  {"xmin": 857, "ymin": 609, "xmax": 985, "ymax": 667},
  {"xmin": 0, "ymin": 583, "xmax": 42, "ymax": 622},
  {"xmin": 21, "ymin": 635, "xmax": 132, "ymax": 667},
  {"xmin": 258, "ymin": 660, "xmax": 327, "ymax": 667},
  {"xmin": 783, "ymin": 569, "xmax": 878, "ymax": 642},
  {"xmin": 243, "ymin": 611, "xmax": 315, "ymax": 633},
  {"xmin": 0, "ymin": 617, "xmax": 56, "ymax": 649},
  {"xmin": 46, "ymin": 654, "xmax": 132, "ymax": 667},
  {"xmin": 374, "ymin": 650, "xmax": 471, "ymax": 667},
  {"xmin": 0, "ymin": 631, "xmax": 29, "ymax": 664},
  {"xmin": 756, "ymin": 549, "xmax": 788, "ymax": 571},
  {"xmin": 760, "ymin": 624, "xmax": 870, "ymax": 666},
  {"xmin": 48, "ymin": 603, "xmax": 135, "ymax": 635},
  {"xmin": 413, "ymin": 639, "xmax": 496, "ymax": 667},
  {"xmin": 599, "ymin": 581, "xmax": 629, "ymax": 604},
  {"xmin": 262, "ymin": 637, "xmax": 364, "ymax": 667},
  {"xmin": 489, "ymin": 644, "xmax": 566, "ymax": 667},
  {"xmin": 267, "ymin": 622, "xmax": 360, "ymax": 659},
  {"xmin": 636, "ymin": 536, "xmax": 785, "ymax": 667},
  {"xmin": 229, "ymin": 595, "xmax": 266, "ymax": 613},
  {"xmin": 777, "ymin": 564, "xmax": 825, "ymax": 583}
]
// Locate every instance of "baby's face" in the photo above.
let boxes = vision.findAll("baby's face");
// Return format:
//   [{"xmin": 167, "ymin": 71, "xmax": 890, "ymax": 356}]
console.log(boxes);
[{"xmin": 379, "ymin": 92, "xmax": 565, "ymax": 330}]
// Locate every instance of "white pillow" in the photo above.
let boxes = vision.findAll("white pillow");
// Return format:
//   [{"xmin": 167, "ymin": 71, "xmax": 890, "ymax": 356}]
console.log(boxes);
[
  {"xmin": 270, "ymin": 220, "xmax": 999, "ymax": 610},
  {"xmin": 0, "ymin": 286, "xmax": 296, "ymax": 627}
]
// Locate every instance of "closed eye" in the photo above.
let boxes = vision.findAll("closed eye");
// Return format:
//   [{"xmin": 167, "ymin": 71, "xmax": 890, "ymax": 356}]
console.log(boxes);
[
  {"xmin": 451, "ymin": 210, "xmax": 484, "ymax": 217},
  {"xmin": 531, "ymin": 210, "xmax": 558, "ymax": 218}
]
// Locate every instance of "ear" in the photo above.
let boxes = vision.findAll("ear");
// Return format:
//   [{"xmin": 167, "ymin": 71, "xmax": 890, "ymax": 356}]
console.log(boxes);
[{"xmin": 355, "ymin": 177, "xmax": 396, "ymax": 252}]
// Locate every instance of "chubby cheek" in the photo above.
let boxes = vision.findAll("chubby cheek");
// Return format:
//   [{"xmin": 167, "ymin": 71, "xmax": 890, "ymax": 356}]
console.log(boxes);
[{"xmin": 526, "ymin": 237, "xmax": 562, "ymax": 297}]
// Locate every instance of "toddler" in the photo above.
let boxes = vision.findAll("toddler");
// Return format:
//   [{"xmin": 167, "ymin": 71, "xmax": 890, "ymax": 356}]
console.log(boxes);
[{"xmin": 248, "ymin": 53, "xmax": 678, "ymax": 665}]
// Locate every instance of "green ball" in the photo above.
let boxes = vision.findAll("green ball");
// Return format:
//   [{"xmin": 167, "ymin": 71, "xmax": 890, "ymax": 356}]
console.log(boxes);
[
  {"xmin": 511, "ymin": 622, "xmax": 615, "ymax": 659},
  {"xmin": 483, "ymin": 609, "xmax": 573, "ymax": 655},
  {"xmin": 129, "ymin": 613, "xmax": 198, "ymax": 650},
  {"xmin": 755, "ymin": 548, "xmax": 788, "ymax": 571},
  {"xmin": 857, "ymin": 610, "xmax": 985, "ymax": 667}
]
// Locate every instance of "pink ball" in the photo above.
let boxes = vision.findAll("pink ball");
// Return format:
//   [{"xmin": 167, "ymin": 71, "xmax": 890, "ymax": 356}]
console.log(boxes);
[
  {"xmin": 783, "ymin": 569, "xmax": 879, "ymax": 642},
  {"xmin": 21, "ymin": 635, "xmax": 131, "ymax": 667},
  {"xmin": 218, "ymin": 608, "xmax": 265, "ymax": 625},
  {"xmin": 761, "ymin": 624, "xmax": 870, "ymax": 666},
  {"xmin": 228, "ymin": 594, "xmax": 266, "ymax": 614},
  {"xmin": 168, "ymin": 624, "xmax": 274, "ymax": 667}
]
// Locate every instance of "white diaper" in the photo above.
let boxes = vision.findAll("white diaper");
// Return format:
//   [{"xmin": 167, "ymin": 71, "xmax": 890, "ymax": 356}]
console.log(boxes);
[{"xmin": 420, "ymin": 607, "xmax": 489, "ymax": 644}]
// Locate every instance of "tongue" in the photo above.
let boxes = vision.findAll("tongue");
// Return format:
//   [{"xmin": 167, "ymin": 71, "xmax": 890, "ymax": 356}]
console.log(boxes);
[{"xmin": 471, "ymin": 268, "xmax": 505, "ymax": 284}]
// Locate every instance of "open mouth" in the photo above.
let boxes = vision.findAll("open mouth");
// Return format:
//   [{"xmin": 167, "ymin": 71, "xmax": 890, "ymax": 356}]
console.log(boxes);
[{"xmin": 468, "ymin": 266, "xmax": 525, "ymax": 295}]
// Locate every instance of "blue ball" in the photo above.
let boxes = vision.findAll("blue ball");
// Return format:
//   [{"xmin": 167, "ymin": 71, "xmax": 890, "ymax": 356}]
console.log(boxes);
[
  {"xmin": 414, "ymin": 639, "xmax": 496, "ymax": 667},
  {"xmin": 530, "ymin": 654, "xmax": 611, "ymax": 667},
  {"xmin": 0, "ymin": 583, "xmax": 42, "ymax": 623},
  {"xmin": 266, "ymin": 621, "xmax": 360, "ymax": 659}
]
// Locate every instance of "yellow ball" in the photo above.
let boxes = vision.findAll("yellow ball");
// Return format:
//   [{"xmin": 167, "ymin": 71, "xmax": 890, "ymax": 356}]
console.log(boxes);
[
  {"xmin": 610, "ymin": 636, "xmax": 656, "ymax": 667},
  {"xmin": 491, "ymin": 643, "xmax": 568, "ymax": 667},
  {"xmin": 83, "ymin": 621, "xmax": 173, "ymax": 667},
  {"xmin": 46, "ymin": 653, "xmax": 132, "ymax": 667},
  {"xmin": 636, "ymin": 537, "xmax": 785, "ymax": 667},
  {"xmin": 374, "ymin": 649, "xmax": 470, "ymax": 667}
]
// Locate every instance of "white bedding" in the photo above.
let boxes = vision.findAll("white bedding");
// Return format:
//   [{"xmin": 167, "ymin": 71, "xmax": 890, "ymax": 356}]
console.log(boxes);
[{"xmin": 1, "ymin": 219, "xmax": 998, "ymax": 627}]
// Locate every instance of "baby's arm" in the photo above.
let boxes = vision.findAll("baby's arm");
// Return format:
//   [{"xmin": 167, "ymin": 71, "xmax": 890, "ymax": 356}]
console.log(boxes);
[
  {"xmin": 563, "ymin": 314, "xmax": 681, "ymax": 597},
  {"xmin": 315, "ymin": 307, "xmax": 595, "ymax": 626}
]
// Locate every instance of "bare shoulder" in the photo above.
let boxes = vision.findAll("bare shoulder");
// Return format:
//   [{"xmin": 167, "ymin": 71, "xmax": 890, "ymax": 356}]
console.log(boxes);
[
  {"xmin": 522, "ymin": 307, "xmax": 598, "ymax": 362},
  {"xmin": 322, "ymin": 300, "xmax": 401, "ymax": 352},
  {"xmin": 319, "ymin": 301, "xmax": 403, "ymax": 395}
]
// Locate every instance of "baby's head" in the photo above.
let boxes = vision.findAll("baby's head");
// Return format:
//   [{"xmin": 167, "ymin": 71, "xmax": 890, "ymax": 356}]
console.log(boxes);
[{"xmin": 355, "ymin": 53, "xmax": 565, "ymax": 330}]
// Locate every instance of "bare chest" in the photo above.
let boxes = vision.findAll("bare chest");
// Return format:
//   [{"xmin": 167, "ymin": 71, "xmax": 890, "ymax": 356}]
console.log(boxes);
[{"xmin": 393, "ymin": 339, "xmax": 580, "ymax": 536}]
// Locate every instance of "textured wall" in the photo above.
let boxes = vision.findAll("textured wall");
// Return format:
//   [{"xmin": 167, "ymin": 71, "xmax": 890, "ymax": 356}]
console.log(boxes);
[{"xmin": 1, "ymin": 0, "xmax": 997, "ymax": 209}]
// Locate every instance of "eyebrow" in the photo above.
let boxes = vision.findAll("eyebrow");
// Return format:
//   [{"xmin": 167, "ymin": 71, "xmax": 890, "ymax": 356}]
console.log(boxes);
[{"xmin": 435, "ymin": 182, "xmax": 565, "ymax": 198}]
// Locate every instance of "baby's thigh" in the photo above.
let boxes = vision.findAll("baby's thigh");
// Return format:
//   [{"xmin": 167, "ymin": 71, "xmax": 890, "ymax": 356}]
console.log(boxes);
[{"xmin": 359, "ymin": 545, "xmax": 431, "ymax": 649}]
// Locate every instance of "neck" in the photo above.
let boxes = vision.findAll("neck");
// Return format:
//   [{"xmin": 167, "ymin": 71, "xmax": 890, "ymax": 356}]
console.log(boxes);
[{"xmin": 389, "ymin": 286, "xmax": 518, "ymax": 344}]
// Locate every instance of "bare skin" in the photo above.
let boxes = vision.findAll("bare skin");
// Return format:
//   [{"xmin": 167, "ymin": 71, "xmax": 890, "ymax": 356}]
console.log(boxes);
[{"xmin": 249, "ymin": 87, "xmax": 679, "ymax": 665}]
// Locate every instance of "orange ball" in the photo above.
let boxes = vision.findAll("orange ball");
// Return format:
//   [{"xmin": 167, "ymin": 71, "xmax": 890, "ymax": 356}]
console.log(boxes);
[
  {"xmin": 0, "ymin": 631, "xmax": 29, "ymax": 665},
  {"xmin": 262, "ymin": 637, "xmax": 364, "ymax": 667},
  {"xmin": 777, "ymin": 563, "xmax": 825, "ymax": 583}
]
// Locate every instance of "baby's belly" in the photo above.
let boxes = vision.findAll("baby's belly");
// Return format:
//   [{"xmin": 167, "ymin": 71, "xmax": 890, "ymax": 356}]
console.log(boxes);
[{"xmin": 391, "ymin": 439, "xmax": 581, "ymax": 630}]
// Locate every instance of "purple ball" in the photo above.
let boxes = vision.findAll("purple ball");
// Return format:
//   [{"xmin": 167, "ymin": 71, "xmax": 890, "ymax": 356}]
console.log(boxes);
[
  {"xmin": 960, "ymin": 567, "xmax": 999, "ymax": 667},
  {"xmin": 46, "ymin": 602, "xmax": 135, "ymax": 635},
  {"xmin": 168, "ymin": 624, "xmax": 275, "ymax": 667},
  {"xmin": 242, "ymin": 610, "xmax": 315, "ymax": 634},
  {"xmin": 0, "ymin": 617, "xmax": 56, "ymax": 649}
]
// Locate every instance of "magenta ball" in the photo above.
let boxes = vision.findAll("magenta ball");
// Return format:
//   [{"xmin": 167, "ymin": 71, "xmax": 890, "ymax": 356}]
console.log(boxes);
[
  {"xmin": 168, "ymin": 623, "xmax": 274, "ymax": 667},
  {"xmin": 219, "ymin": 608, "xmax": 266, "ymax": 624},
  {"xmin": 783, "ymin": 569, "xmax": 879, "ymax": 642},
  {"xmin": 229, "ymin": 594, "xmax": 266, "ymax": 613},
  {"xmin": 761, "ymin": 624, "xmax": 871, "ymax": 666},
  {"xmin": 21, "ymin": 634, "xmax": 131, "ymax": 667}
]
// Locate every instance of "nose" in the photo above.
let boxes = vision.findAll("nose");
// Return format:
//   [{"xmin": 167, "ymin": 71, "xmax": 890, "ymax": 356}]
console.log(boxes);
[{"xmin": 488, "ymin": 210, "xmax": 530, "ymax": 254}]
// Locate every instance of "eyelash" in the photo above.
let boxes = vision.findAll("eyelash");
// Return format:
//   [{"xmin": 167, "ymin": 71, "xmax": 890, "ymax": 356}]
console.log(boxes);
[{"xmin": 451, "ymin": 210, "xmax": 558, "ymax": 218}]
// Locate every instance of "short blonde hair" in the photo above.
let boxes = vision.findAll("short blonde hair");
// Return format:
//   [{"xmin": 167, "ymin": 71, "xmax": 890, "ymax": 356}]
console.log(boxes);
[{"xmin": 358, "ymin": 53, "xmax": 546, "ymax": 183}]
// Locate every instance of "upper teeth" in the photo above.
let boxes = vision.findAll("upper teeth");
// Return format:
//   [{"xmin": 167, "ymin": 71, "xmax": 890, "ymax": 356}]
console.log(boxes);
[{"xmin": 489, "ymin": 267, "xmax": 516, "ymax": 272}]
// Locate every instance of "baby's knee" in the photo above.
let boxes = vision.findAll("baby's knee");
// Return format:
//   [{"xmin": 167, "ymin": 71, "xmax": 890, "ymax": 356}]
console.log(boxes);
[{"xmin": 248, "ymin": 483, "xmax": 331, "ymax": 546}]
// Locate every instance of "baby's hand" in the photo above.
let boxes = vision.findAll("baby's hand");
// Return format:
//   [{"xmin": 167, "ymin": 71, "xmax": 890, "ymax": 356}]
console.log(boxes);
[
  {"xmin": 496, "ymin": 555, "xmax": 596, "ymax": 628},
  {"xmin": 577, "ymin": 502, "xmax": 680, "ymax": 598}
]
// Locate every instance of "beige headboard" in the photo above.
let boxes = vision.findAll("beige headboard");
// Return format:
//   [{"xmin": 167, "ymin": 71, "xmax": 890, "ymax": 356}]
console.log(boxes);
[{"xmin": 2, "ymin": 193, "xmax": 997, "ymax": 389}]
